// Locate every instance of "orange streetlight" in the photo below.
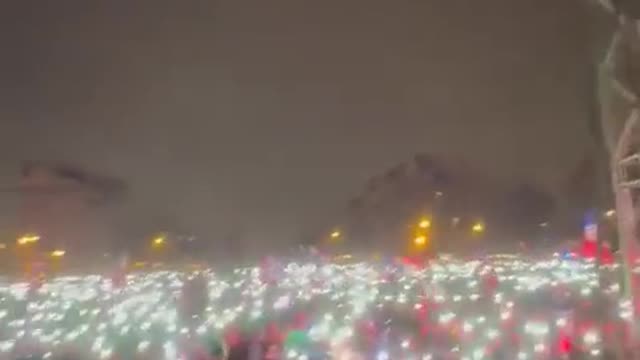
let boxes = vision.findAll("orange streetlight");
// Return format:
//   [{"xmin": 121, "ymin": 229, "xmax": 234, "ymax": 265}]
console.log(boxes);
[
  {"xmin": 17, "ymin": 234, "xmax": 40, "ymax": 246},
  {"xmin": 153, "ymin": 237, "xmax": 165, "ymax": 246},
  {"xmin": 50, "ymin": 250, "xmax": 66, "ymax": 258},
  {"xmin": 418, "ymin": 218, "xmax": 431, "ymax": 229},
  {"xmin": 471, "ymin": 221, "xmax": 485, "ymax": 235}
]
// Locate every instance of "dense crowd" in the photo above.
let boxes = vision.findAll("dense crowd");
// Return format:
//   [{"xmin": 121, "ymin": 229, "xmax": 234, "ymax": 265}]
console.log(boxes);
[{"xmin": 0, "ymin": 254, "xmax": 629, "ymax": 359}]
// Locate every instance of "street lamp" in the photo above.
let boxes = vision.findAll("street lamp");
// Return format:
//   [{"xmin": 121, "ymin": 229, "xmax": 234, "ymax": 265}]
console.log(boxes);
[
  {"xmin": 330, "ymin": 230, "xmax": 341, "ymax": 240},
  {"xmin": 152, "ymin": 236, "xmax": 166, "ymax": 248},
  {"xmin": 418, "ymin": 218, "xmax": 431, "ymax": 229},
  {"xmin": 471, "ymin": 221, "xmax": 485, "ymax": 235},
  {"xmin": 17, "ymin": 234, "xmax": 39, "ymax": 246},
  {"xmin": 50, "ymin": 250, "xmax": 65, "ymax": 258}
]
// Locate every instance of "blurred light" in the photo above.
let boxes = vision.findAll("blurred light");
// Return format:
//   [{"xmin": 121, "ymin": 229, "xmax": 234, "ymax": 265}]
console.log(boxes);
[
  {"xmin": 605, "ymin": 209, "xmax": 615, "ymax": 218},
  {"xmin": 0, "ymin": 243, "xmax": 6, "ymax": 250},
  {"xmin": 330, "ymin": 230, "xmax": 341, "ymax": 239},
  {"xmin": 583, "ymin": 330, "xmax": 600, "ymax": 345},
  {"xmin": 414, "ymin": 236, "xmax": 427, "ymax": 246},
  {"xmin": 471, "ymin": 222, "xmax": 485, "ymax": 234},
  {"xmin": 418, "ymin": 219, "xmax": 431, "ymax": 229},
  {"xmin": 51, "ymin": 250, "xmax": 66, "ymax": 258},
  {"xmin": 152, "ymin": 236, "xmax": 166, "ymax": 247},
  {"xmin": 17, "ymin": 234, "xmax": 39, "ymax": 245}
]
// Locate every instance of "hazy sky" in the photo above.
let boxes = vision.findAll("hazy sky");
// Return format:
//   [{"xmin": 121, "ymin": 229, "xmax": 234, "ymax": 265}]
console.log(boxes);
[{"xmin": 0, "ymin": 1, "xmax": 595, "ymax": 245}]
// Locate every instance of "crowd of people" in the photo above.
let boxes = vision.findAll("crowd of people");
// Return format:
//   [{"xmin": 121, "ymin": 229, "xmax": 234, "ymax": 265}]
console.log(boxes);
[{"xmin": 0, "ymin": 253, "xmax": 629, "ymax": 359}]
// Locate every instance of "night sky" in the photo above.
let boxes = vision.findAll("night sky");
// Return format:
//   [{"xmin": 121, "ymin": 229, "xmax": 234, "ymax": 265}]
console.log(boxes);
[{"xmin": 0, "ymin": 1, "xmax": 595, "ymax": 247}]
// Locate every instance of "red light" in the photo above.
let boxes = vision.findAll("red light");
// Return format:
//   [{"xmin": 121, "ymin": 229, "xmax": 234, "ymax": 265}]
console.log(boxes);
[{"xmin": 557, "ymin": 334, "xmax": 572, "ymax": 354}]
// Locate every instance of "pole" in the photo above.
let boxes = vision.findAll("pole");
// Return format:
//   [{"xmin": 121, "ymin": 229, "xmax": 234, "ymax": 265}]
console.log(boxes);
[{"xmin": 592, "ymin": 0, "xmax": 640, "ymax": 355}]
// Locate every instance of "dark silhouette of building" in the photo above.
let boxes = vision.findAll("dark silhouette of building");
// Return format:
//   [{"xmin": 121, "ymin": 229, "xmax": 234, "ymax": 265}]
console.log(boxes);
[
  {"xmin": 18, "ymin": 162, "xmax": 126, "ymax": 257},
  {"xmin": 336, "ymin": 153, "xmax": 556, "ymax": 254}
]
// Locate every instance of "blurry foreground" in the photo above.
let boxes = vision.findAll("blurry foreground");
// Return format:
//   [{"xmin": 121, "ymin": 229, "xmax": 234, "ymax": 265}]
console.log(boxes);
[{"xmin": 0, "ymin": 254, "xmax": 630, "ymax": 359}]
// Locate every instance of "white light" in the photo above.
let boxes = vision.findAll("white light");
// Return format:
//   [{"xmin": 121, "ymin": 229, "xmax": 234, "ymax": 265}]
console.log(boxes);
[
  {"xmin": 439, "ymin": 312, "xmax": 456, "ymax": 324},
  {"xmin": 584, "ymin": 330, "xmax": 600, "ymax": 345},
  {"xmin": 100, "ymin": 348, "xmax": 113, "ymax": 359},
  {"xmin": 556, "ymin": 318, "xmax": 567, "ymax": 327},
  {"xmin": 463, "ymin": 322, "xmax": 474, "ymax": 333},
  {"xmin": 138, "ymin": 341, "xmax": 150, "ymax": 352},
  {"xmin": 0, "ymin": 340, "xmax": 15, "ymax": 353}
]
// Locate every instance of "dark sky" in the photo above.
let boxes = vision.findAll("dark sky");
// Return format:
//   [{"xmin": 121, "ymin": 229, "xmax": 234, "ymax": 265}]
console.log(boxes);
[{"xmin": 0, "ymin": 1, "xmax": 594, "ymax": 246}]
